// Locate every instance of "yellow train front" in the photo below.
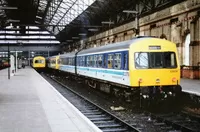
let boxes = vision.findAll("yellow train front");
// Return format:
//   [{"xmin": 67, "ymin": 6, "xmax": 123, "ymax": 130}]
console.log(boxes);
[
  {"xmin": 32, "ymin": 56, "xmax": 46, "ymax": 72},
  {"xmin": 48, "ymin": 55, "xmax": 60, "ymax": 70},
  {"xmin": 129, "ymin": 38, "xmax": 181, "ymax": 102}
]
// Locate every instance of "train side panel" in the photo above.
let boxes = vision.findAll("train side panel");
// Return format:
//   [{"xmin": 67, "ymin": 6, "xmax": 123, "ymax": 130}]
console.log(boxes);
[{"xmin": 76, "ymin": 66, "xmax": 130, "ymax": 86}]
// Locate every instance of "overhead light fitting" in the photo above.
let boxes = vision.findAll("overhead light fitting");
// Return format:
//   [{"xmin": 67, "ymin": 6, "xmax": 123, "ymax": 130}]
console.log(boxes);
[
  {"xmin": 0, "ymin": 7, "xmax": 18, "ymax": 10},
  {"xmin": 79, "ymin": 33, "xmax": 87, "ymax": 36},
  {"xmin": 123, "ymin": 10, "xmax": 138, "ymax": 14},
  {"xmin": 36, "ymin": 16, "xmax": 42, "ymax": 19},
  {"xmin": 97, "ymin": 0, "xmax": 104, "ymax": 2},
  {"xmin": 66, "ymin": 40, "xmax": 73, "ymax": 42},
  {"xmin": 88, "ymin": 28, "xmax": 99, "ymax": 32},
  {"xmin": 72, "ymin": 37, "xmax": 79, "ymax": 39},
  {"xmin": 101, "ymin": 21, "xmax": 114, "ymax": 24},
  {"xmin": 7, "ymin": 19, "xmax": 20, "ymax": 23},
  {"xmin": 90, "ymin": 6, "xmax": 99, "ymax": 9}
]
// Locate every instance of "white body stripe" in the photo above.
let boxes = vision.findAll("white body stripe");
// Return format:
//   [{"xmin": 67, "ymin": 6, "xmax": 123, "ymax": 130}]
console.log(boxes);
[{"xmin": 59, "ymin": 65, "xmax": 130, "ymax": 86}]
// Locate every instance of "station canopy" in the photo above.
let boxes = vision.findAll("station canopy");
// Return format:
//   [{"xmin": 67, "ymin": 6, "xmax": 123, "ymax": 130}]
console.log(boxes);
[{"xmin": 0, "ymin": 0, "xmax": 185, "ymax": 44}]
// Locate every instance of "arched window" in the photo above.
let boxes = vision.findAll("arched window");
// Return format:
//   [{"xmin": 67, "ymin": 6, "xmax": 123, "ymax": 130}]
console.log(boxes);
[{"xmin": 184, "ymin": 34, "xmax": 190, "ymax": 66}]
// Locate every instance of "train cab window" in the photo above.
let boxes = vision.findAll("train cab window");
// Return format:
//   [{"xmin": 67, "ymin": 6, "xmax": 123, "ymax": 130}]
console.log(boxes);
[
  {"xmin": 163, "ymin": 52, "xmax": 177, "ymax": 68},
  {"xmin": 135, "ymin": 52, "xmax": 177, "ymax": 69},
  {"xmin": 114, "ymin": 53, "xmax": 121, "ymax": 70},
  {"xmin": 58, "ymin": 59, "xmax": 61, "ymax": 64},
  {"xmin": 35, "ymin": 60, "xmax": 44, "ymax": 64},
  {"xmin": 149, "ymin": 52, "xmax": 162, "ymax": 68},
  {"xmin": 135, "ymin": 53, "xmax": 149, "ymax": 69},
  {"xmin": 108, "ymin": 54, "xmax": 113, "ymax": 69}
]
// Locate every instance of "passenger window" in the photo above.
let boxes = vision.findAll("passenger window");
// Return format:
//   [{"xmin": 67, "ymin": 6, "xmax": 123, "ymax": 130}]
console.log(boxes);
[
  {"xmin": 124, "ymin": 53, "xmax": 128, "ymax": 70},
  {"xmin": 90, "ymin": 56, "xmax": 94, "ymax": 67},
  {"xmin": 103, "ymin": 55, "xmax": 106, "ymax": 68},
  {"xmin": 107, "ymin": 54, "xmax": 113, "ymax": 69},
  {"xmin": 98, "ymin": 55, "xmax": 103, "ymax": 68},
  {"xmin": 94, "ymin": 55, "xmax": 97, "ymax": 67},
  {"xmin": 114, "ymin": 53, "xmax": 121, "ymax": 70},
  {"xmin": 86, "ymin": 56, "xmax": 90, "ymax": 66}
]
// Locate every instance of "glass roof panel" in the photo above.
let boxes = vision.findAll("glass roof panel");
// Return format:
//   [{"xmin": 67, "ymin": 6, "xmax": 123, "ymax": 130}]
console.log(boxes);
[{"xmin": 45, "ymin": 0, "xmax": 96, "ymax": 34}]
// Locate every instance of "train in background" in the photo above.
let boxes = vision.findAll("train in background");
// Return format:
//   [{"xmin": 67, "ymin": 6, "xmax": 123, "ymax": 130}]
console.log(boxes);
[
  {"xmin": 31, "ymin": 56, "xmax": 46, "ymax": 71},
  {"xmin": 0, "ymin": 59, "xmax": 10, "ymax": 70},
  {"xmin": 47, "ymin": 36, "xmax": 182, "ymax": 105}
]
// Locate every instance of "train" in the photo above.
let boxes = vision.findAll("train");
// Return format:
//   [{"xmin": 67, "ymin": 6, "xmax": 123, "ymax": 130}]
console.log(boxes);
[
  {"xmin": 0, "ymin": 58, "xmax": 10, "ymax": 70},
  {"xmin": 46, "ymin": 36, "xmax": 182, "ymax": 105},
  {"xmin": 31, "ymin": 56, "xmax": 46, "ymax": 71}
]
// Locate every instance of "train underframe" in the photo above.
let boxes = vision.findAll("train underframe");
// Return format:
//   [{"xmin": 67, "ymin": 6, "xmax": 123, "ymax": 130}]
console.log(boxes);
[{"xmin": 50, "ymin": 69, "xmax": 182, "ymax": 107}]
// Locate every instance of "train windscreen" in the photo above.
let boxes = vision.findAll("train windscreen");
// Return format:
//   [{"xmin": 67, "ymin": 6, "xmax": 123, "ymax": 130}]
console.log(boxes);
[{"xmin": 135, "ymin": 52, "xmax": 177, "ymax": 69}]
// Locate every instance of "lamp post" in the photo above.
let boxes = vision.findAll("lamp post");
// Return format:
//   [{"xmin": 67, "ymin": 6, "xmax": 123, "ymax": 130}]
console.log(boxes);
[{"xmin": 123, "ymin": 10, "xmax": 139, "ymax": 36}]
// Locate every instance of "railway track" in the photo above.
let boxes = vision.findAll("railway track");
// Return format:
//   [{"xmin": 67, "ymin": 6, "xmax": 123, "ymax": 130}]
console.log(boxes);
[
  {"xmin": 49, "ymin": 75, "xmax": 140, "ymax": 132},
  {"xmin": 43, "ymin": 73, "xmax": 200, "ymax": 132},
  {"xmin": 146, "ymin": 111, "xmax": 200, "ymax": 132}
]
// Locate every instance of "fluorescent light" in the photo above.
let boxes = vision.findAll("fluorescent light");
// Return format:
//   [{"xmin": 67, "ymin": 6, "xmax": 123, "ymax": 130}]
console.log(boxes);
[
  {"xmin": 0, "ymin": 7, "xmax": 18, "ymax": 10},
  {"xmin": 84, "ymin": 11, "xmax": 95, "ymax": 14},
  {"xmin": 72, "ymin": 37, "xmax": 79, "ymax": 39},
  {"xmin": 35, "ymin": 21, "xmax": 40, "ymax": 24},
  {"xmin": 90, "ymin": 6, "xmax": 99, "ymax": 9},
  {"xmin": 36, "ymin": 16, "xmax": 42, "ymax": 19},
  {"xmin": 123, "ymin": 10, "xmax": 138, "ymax": 14},
  {"xmin": 97, "ymin": 0, "xmax": 104, "ymax": 2},
  {"xmin": 10, "ymin": 51, "xmax": 23, "ymax": 53},
  {"xmin": 101, "ymin": 21, "xmax": 114, "ymax": 24},
  {"xmin": 66, "ymin": 40, "xmax": 73, "ymax": 42},
  {"xmin": 79, "ymin": 33, "xmax": 87, "ymax": 36},
  {"xmin": 7, "ymin": 19, "xmax": 20, "ymax": 23},
  {"xmin": 88, "ymin": 28, "xmax": 99, "ymax": 32}
]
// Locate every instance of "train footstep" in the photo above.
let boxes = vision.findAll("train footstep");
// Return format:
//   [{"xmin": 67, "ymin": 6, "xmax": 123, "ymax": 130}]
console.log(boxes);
[{"xmin": 110, "ymin": 106, "xmax": 125, "ymax": 111}]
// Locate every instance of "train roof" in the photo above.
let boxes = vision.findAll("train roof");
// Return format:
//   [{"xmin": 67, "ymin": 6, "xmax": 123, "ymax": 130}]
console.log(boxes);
[
  {"xmin": 59, "ymin": 52, "xmax": 76, "ymax": 58},
  {"xmin": 58, "ymin": 36, "xmax": 163, "ymax": 57},
  {"xmin": 78, "ymin": 36, "xmax": 156, "ymax": 55},
  {"xmin": 33, "ymin": 56, "xmax": 45, "ymax": 59}
]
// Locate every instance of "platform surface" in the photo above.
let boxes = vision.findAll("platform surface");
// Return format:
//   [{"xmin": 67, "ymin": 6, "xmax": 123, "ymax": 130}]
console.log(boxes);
[
  {"xmin": 181, "ymin": 78, "xmax": 200, "ymax": 96},
  {"xmin": 0, "ymin": 68, "xmax": 101, "ymax": 132}
]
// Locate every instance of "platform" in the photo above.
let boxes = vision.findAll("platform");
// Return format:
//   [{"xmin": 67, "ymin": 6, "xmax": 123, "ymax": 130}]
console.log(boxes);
[
  {"xmin": 181, "ymin": 78, "xmax": 200, "ymax": 96},
  {"xmin": 0, "ymin": 68, "xmax": 101, "ymax": 132}
]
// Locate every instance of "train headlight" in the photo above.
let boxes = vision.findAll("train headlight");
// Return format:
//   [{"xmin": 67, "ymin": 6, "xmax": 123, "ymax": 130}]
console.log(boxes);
[
  {"xmin": 156, "ymin": 78, "xmax": 160, "ymax": 83},
  {"xmin": 172, "ymin": 77, "xmax": 176, "ymax": 82},
  {"xmin": 138, "ymin": 78, "xmax": 143, "ymax": 83}
]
